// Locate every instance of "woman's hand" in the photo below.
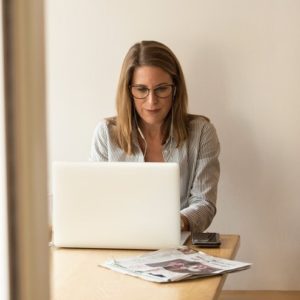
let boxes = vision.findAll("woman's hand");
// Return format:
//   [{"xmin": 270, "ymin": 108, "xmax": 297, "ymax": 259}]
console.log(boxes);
[{"xmin": 180, "ymin": 214, "xmax": 190, "ymax": 231}]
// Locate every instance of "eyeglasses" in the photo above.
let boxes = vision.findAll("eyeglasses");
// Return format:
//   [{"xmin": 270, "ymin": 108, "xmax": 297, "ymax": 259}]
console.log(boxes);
[{"xmin": 129, "ymin": 84, "xmax": 175, "ymax": 99}]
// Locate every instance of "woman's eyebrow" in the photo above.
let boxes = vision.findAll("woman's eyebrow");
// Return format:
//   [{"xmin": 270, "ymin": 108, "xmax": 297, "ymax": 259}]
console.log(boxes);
[{"xmin": 131, "ymin": 82, "xmax": 172, "ymax": 87}]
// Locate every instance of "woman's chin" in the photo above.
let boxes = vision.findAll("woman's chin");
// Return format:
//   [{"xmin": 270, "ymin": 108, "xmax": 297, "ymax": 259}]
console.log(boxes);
[{"xmin": 140, "ymin": 117, "xmax": 164, "ymax": 127}]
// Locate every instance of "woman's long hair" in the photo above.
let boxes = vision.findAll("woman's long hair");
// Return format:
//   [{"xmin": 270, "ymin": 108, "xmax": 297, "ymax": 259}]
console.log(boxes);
[{"xmin": 110, "ymin": 40, "xmax": 189, "ymax": 155}]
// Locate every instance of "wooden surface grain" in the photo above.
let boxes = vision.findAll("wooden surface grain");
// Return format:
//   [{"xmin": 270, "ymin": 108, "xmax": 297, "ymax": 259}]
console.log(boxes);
[{"xmin": 51, "ymin": 235, "xmax": 240, "ymax": 300}]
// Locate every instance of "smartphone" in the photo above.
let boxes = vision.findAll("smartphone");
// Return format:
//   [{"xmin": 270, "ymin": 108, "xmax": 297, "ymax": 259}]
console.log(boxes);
[{"xmin": 191, "ymin": 232, "xmax": 221, "ymax": 248}]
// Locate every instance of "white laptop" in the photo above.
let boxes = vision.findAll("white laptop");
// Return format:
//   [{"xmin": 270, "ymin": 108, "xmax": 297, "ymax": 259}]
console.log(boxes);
[{"xmin": 52, "ymin": 161, "xmax": 186, "ymax": 250}]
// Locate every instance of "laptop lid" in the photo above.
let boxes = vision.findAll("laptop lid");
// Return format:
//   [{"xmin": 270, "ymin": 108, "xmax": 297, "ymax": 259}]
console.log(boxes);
[{"xmin": 52, "ymin": 162, "xmax": 181, "ymax": 249}]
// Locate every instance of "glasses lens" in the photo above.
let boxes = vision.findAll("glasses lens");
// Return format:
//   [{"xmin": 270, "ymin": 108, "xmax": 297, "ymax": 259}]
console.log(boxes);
[
  {"xmin": 131, "ymin": 86, "xmax": 149, "ymax": 99},
  {"xmin": 154, "ymin": 85, "xmax": 173, "ymax": 98}
]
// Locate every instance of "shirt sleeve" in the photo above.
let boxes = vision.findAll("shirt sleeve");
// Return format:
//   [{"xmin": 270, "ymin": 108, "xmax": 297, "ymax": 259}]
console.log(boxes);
[
  {"xmin": 89, "ymin": 121, "xmax": 109, "ymax": 161},
  {"xmin": 181, "ymin": 122, "xmax": 220, "ymax": 232}
]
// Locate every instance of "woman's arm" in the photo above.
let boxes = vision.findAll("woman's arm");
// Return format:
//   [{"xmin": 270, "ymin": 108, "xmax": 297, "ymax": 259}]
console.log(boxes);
[
  {"xmin": 90, "ymin": 121, "xmax": 109, "ymax": 161},
  {"xmin": 181, "ymin": 122, "xmax": 220, "ymax": 232}
]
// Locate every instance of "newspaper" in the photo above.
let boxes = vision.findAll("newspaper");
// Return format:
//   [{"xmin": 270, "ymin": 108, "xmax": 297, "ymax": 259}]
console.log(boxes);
[{"xmin": 100, "ymin": 246, "xmax": 251, "ymax": 283}]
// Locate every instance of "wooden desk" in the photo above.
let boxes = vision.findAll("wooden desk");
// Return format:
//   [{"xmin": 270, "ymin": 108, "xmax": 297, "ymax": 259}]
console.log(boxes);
[{"xmin": 51, "ymin": 234, "xmax": 240, "ymax": 300}]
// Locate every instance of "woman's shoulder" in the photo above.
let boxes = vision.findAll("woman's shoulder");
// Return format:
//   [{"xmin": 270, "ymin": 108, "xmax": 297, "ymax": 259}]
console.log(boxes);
[
  {"xmin": 186, "ymin": 114, "xmax": 219, "ymax": 149},
  {"xmin": 96, "ymin": 116, "xmax": 117, "ymax": 128},
  {"xmin": 187, "ymin": 114, "xmax": 210, "ymax": 128},
  {"xmin": 186, "ymin": 114, "xmax": 218, "ymax": 139},
  {"xmin": 93, "ymin": 117, "xmax": 117, "ymax": 136}
]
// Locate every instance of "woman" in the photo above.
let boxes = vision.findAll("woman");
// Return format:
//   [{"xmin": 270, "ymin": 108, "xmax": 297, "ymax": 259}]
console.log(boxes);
[{"xmin": 90, "ymin": 40, "xmax": 220, "ymax": 233}]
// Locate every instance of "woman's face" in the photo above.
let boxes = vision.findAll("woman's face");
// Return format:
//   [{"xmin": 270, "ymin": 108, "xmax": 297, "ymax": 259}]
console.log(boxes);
[{"xmin": 131, "ymin": 66, "xmax": 173, "ymax": 128}]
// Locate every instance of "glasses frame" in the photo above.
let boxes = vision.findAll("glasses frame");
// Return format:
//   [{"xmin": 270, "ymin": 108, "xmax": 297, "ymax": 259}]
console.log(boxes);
[{"xmin": 129, "ymin": 84, "xmax": 176, "ymax": 99}]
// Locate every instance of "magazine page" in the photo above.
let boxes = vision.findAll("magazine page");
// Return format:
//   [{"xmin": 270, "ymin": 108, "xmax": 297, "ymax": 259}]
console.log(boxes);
[{"xmin": 100, "ymin": 246, "xmax": 251, "ymax": 283}]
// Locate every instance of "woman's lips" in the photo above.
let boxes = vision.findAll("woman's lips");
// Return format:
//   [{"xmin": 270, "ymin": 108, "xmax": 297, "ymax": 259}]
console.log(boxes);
[{"xmin": 146, "ymin": 109, "xmax": 160, "ymax": 113}]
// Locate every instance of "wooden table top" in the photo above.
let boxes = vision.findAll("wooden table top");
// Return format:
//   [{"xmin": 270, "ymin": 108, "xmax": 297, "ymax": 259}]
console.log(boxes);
[{"xmin": 51, "ymin": 234, "xmax": 240, "ymax": 300}]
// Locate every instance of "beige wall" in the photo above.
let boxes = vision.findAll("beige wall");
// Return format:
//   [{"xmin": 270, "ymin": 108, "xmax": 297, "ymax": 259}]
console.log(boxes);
[{"xmin": 46, "ymin": 0, "xmax": 300, "ymax": 290}]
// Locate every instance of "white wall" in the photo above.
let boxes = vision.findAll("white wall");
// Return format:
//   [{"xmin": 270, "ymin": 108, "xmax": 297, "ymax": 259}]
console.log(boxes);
[{"xmin": 46, "ymin": 0, "xmax": 300, "ymax": 290}]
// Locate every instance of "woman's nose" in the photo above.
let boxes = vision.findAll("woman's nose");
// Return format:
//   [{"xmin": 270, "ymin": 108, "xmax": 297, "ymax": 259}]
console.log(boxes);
[{"xmin": 146, "ymin": 90, "xmax": 159, "ymax": 104}]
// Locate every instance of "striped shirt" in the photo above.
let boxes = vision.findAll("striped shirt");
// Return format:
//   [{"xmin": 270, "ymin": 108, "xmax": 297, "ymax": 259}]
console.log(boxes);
[{"xmin": 90, "ymin": 115, "xmax": 220, "ymax": 232}]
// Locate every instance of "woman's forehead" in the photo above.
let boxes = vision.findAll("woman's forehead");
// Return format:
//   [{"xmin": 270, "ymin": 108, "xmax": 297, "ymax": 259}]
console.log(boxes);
[{"xmin": 132, "ymin": 66, "xmax": 172, "ymax": 85}]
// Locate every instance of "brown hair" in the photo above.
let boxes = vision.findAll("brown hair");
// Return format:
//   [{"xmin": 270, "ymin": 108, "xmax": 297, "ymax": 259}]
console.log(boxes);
[{"xmin": 110, "ymin": 40, "xmax": 189, "ymax": 155}]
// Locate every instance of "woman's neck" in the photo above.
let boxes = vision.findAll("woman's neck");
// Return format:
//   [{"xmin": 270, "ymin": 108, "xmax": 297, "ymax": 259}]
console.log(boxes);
[
  {"xmin": 137, "ymin": 123, "xmax": 165, "ymax": 162},
  {"xmin": 138, "ymin": 122, "xmax": 163, "ymax": 141}
]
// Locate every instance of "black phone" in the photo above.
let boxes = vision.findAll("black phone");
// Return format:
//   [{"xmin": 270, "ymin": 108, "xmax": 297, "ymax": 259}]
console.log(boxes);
[{"xmin": 191, "ymin": 232, "xmax": 221, "ymax": 248}]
